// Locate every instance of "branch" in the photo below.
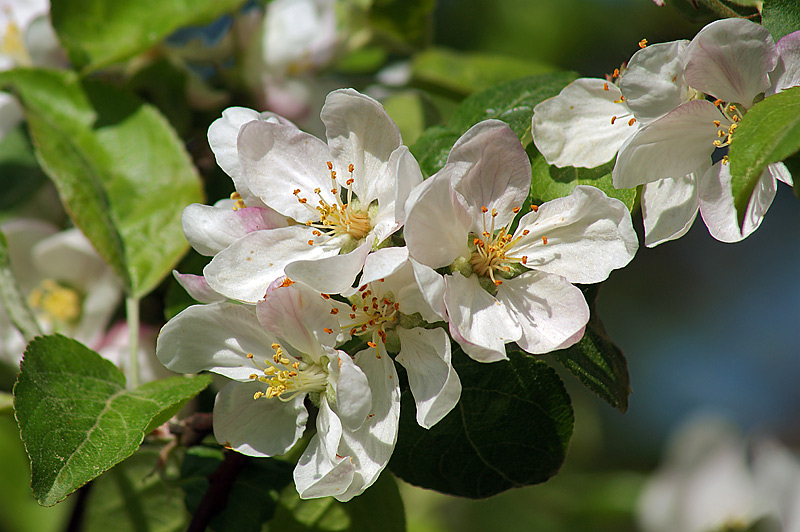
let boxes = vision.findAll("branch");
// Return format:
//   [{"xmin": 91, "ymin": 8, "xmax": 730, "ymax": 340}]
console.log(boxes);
[{"xmin": 185, "ymin": 450, "xmax": 249, "ymax": 532}]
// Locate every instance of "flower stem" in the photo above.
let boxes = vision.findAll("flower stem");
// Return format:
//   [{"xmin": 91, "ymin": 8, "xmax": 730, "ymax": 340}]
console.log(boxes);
[{"xmin": 126, "ymin": 296, "xmax": 140, "ymax": 389}]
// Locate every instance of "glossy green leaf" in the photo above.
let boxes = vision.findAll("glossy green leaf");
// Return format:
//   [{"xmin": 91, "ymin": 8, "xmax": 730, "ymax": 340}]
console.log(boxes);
[
  {"xmin": 82, "ymin": 448, "xmax": 189, "ymax": 532},
  {"xmin": 411, "ymin": 73, "xmax": 578, "ymax": 177},
  {"xmin": 389, "ymin": 349, "xmax": 573, "ymax": 498},
  {"xmin": 413, "ymin": 48, "xmax": 557, "ymax": 96},
  {"xmin": 51, "ymin": 0, "xmax": 247, "ymax": 72},
  {"xmin": 0, "ymin": 228, "xmax": 42, "ymax": 343},
  {"xmin": 762, "ymin": 0, "xmax": 800, "ymax": 40},
  {"xmin": 0, "ymin": 68, "xmax": 204, "ymax": 298},
  {"xmin": 528, "ymin": 145, "xmax": 638, "ymax": 212},
  {"xmin": 729, "ymin": 86, "xmax": 800, "ymax": 225},
  {"xmin": 13, "ymin": 335, "xmax": 211, "ymax": 506},
  {"xmin": 551, "ymin": 285, "xmax": 631, "ymax": 413}
]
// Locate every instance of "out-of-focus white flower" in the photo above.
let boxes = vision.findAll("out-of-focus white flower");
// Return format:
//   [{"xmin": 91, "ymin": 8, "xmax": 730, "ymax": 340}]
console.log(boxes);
[
  {"xmin": 404, "ymin": 120, "xmax": 637, "ymax": 362},
  {"xmin": 638, "ymin": 414, "xmax": 800, "ymax": 532},
  {"xmin": 93, "ymin": 322, "xmax": 174, "ymax": 384},
  {"xmin": 0, "ymin": 220, "xmax": 121, "ymax": 365}
]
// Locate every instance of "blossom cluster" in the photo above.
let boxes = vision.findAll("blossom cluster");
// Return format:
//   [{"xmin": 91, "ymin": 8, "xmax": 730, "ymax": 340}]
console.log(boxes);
[{"xmin": 156, "ymin": 88, "xmax": 638, "ymax": 500}]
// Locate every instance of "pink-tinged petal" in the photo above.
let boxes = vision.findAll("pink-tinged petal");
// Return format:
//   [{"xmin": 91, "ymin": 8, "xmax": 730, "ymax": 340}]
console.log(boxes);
[
  {"xmin": 533, "ymin": 78, "xmax": 636, "ymax": 168},
  {"xmin": 334, "ymin": 344, "xmax": 400, "ymax": 502},
  {"xmin": 396, "ymin": 327, "xmax": 461, "ymax": 428},
  {"xmin": 156, "ymin": 302, "xmax": 276, "ymax": 380},
  {"xmin": 322, "ymin": 89, "xmax": 402, "ymax": 205},
  {"xmin": 204, "ymin": 226, "xmax": 336, "ymax": 303},
  {"xmin": 768, "ymin": 31, "xmax": 800, "ymax": 95},
  {"xmin": 621, "ymin": 40, "xmax": 691, "ymax": 124},
  {"xmin": 181, "ymin": 204, "xmax": 287, "ymax": 256},
  {"xmin": 256, "ymin": 282, "xmax": 341, "ymax": 357},
  {"xmin": 360, "ymin": 246, "xmax": 409, "ymax": 286},
  {"xmin": 173, "ymin": 271, "xmax": 225, "ymax": 303},
  {"xmin": 285, "ymin": 241, "xmax": 371, "ymax": 294},
  {"xmin": 410, "ymin": 259, "xmax": 447, "ymax": 322},
  {"xmin": 698, "ymin": 162, "xmax": 777, "ymax": 243},
  {"xmin": 332, "ymin": 351, "xmax": 372, "ymax": 431},
  {"xmin": 294, "ymin": 397, "xmax": 356, "ymax": 499},
  {"xmin": 513, "ymin": 186, "xmax": 638, "ymax": 284},
  {"xmin": 384, "ymin": 146, "xmax": 423, "ymax": 225},
  {"xmin": 642, "ymin": 176, "xmax": 700, "ymax": 248},
  {"xmin": 213, "ymin": 380, "xmax": 307, "ymax": 457},
  {"xmin": 685, "ymin": 18, "xmax": 777, "ymax": 106},
  {"xmin": 404, "ymin": 171, "xmax": 472, "ymax": 269},
  {"xmin": 496, "ymin": 271, "xmax": 588, "ymax": 355},
  {"xmin": 613, "ymin": 100, "xmax": 721, "ymax": 189},
  {"xmin": 238, "ymin": 120, "xmax": 335, "ymax": 221},
  {"xmin": 443, "ymin": 273, "xmax": 521, "ymax": 362},
  {"xmin": 448, "ymin": 120, "xmax": 531, "ymax": 227}
]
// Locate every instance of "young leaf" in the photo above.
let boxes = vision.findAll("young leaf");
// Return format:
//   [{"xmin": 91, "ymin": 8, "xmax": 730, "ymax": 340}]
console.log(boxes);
[
  {"xmin": 389, "ymin": 349, "xmax": 573, "ymax": 498},
  {"xmin": 411, "ymin": 73, "xmax": 578, "ymax": 177},
  {"xmin": 761, "ymin": 0, "xmax": 800, "ymax": 40},
  {"xmin": 729, "ymin": 86, "xmax": 800, "ymax": 225},
  {"xmin": 551, "ymin": 284, "xmax": 631, "ymax": 413},
  {"xmin": 51, "ymin": 0, "xmax": 247, "ymax": 72},
  {"xmin": 0, "ymin": 228, "xmax": 42, "ymax": 343},
  {"xmin": 0, "ymin": 68, "xmax": 204, "ymax": 298},
  {"xmin": 13, "ymin": 335, "xmax": 211, "ymax": 506}
]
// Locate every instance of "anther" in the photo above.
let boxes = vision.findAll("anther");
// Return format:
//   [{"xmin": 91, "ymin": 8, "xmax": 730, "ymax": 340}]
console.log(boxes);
[
  {"xmin": 348, "ymin": 164, "xmax": 354, "ymax": 173},
  {"xmin": 481, "ymin": 206, "xmax": 488, "ymax": 213},
  {"xmin": 321, "ymin": 293, "xmax": 331, "ymax": 299},
  {"xmin": 330, "ymin": 308, "xmax": 339, "ymax": 314},
  {"xmin": 713, "ymin": 120, "xmax": 721, "ymax": 127},
  {"xmin": 307, "ymin": 240, "xmax": 314, "ymax": 245},
  {"xmin": 542, "ymin": 236, "xmax": 548, "ymax": 245},
  {"xmin": 613, "ymin": 68, "xmax": 620, "ymax": 78},
  {"xmin": 531, "ymin": 205, "xmax": 539, "ymax": 212},
  {"xmin": 512, "ymin": 206, "xmax": 520, "ymax": 213},
  {"xmin": 611, "ymin": 116, "xmax": 617, "ymax": 125},
  {"xmin": 324, "ymin": 328, "xmax": 333, "ymax": 334},
  {"xmin": 638, "ymin": 38, "xmax": 648, "ymax": 49},
  {"xmin": 327, "ymin": 161, "xmax": 333, "ymax": 170},
  {"xmin": 714, "ymin": 99, "xmax": 722, "ymax": 107},
  {"xmin": 628, "ymin": 118, "xmax": 636, "ymax": 126},
  {"xmin": 603, "ymin": 83, "xmax": 609, "ymax": 91}
]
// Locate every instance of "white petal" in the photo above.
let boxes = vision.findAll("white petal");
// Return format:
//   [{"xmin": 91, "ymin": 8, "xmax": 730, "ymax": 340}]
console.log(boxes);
[
  {"xmin": 698, "ymin": 162, "xmax": 776, "ymax": 243},
  {"xmin": 768, "ymin": 161, "xmax": 793, "ymax": 186},
  {"xmin": 181, "ymin": 204, "xmax": 287, "ymax": 256},
  {"xmin": 496, "ymin": 271, "xmax": 589, "ymax": 355},
  {"xmin": 443, "ymin": 273, "xmax": 521, "ymax": 362},
  {"xmin": 621, "ymin": 40, "xmax": 691, "ymax": 124},
  {"xmin": 173, "ymin": 271, "xmax": 225, "ymax": 303},
  {"xmin": 448, "ymin": 120, "xmax": 531, "ymax": 227},
  {"xmin": 208, "ymin": 107, "xmax": 263, "ymax": 188},
  {"xmin": 213, "ymin": 380, "xmax": 307, "ymax": 457},
  {"xmin": 285, "ymin": 241, "xmax": 371, "ymax": 294},
  {"xmin": 204, "ymin": 226, "xmax": 336, "ymax": 303},
  {"xmin": 409, "ymin": 259, "xmax": 447, "ymax": 322},
  {"xmin": 513, "ymin": 186, "xmax": 638, "ymax": 284},
  {"xmin": 360, "ymin": 246, "xmax": 409, "ymax": 286},
  {"xmin": 642, "ymin": 176, "xmax": 700, "ymax": 247},
  {"xmin": 384, "ymin": 146, "xmax": 423, "ymax": 225},
  {"xmin": 404, "ymin": 171, "xmax": 472, "ymax": 269},
  {"xmin": 156, "ymin": 302, "xmax": 277, "ymax": 380},
  {"xmin": 768, "ymin": 31, "xmax": 800, "ymax": 95},
  {"xmin": 332, "ymin": 351, "xmax": 372, "ymax": 431},
  {"xmin": 685, "ymin": 18, "xmax": 777, "ymax": 106},
  {"xmin": 612, "ymin": 100, "xmax": 721, "ymax": 189},
  {"xmin": 396, "ymin": 327, "xmax": 461, "ymax": 428},
  {"xmin": 532, "ymin": 78, "xmax": 636, "ymax": 168},
  {"xmin": 322, "ymin": 88, "xmax": 402, "ymax": 205},
  {"xmin": 238, "ymin": 120, "xmax": 335, "ymax": 221}
]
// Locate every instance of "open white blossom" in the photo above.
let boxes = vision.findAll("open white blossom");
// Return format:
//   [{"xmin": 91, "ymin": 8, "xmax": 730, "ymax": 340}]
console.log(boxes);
[
  {"xmin": 156, "ymin": 281, "xmax": 399, "ymax": 501},
  {"xmin": 404, "ymin": 120, "xmax": 637, "ymax": 362},
  {"xmin": 198, "ymin": 88, "xmax": 421, "ymax": 302}
]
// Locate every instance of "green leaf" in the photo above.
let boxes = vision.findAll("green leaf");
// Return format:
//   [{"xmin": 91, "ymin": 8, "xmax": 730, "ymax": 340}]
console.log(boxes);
[
  {"xmin": 382, "ymin": 91, "xmax": 440, "ymax": 147},
  {"xmin": 762, "ymin": 0, "xmax": 800, "ymax": 40},
  {"xmin": 528, "ymin": 146, "xmax": 638, "ymax": 212},
  {"xmin": 0, "ymin": 68, "xmax": 204, "ymax": 298},
  {"xmin": 0, "ymin": 126, "xmax": 48, "ymax": 217},
  {"xmin": 51, "ymin": 0, "xmax": 247, "ymax": 72},
  {"xmin": 389, "ymin": 349, "xmax": 573, "ymax": 498},
  {"xmin": 411, "ymin": 73, "xmax": 578, "ymax": 177},
  {"xmin": 368, "ymin": 0, "xmax": 435, "ymax": 48},
  {"xmin": 0, "ymin": 391, "xmax": 12, "ymax": 413},
  {"xmin": 0, "ymin": 228, "xmax": 42, "ymax": 343},
  {"xmin": 340, "ymin": 473, "xmax": 405, "ymax": 532},
  {"xmin": 13, "ymin": 335, "xmax": 211, "ymax": 506},
  {"xmin": 729, "ymin": 86, "xmax": 800, "ymax": 225},
  {"xmin": 82, "ymin": 448, "xmax": 189, "ymax": 532},
  {"xmin": 412, "ymin": 48, "xmax": 557, "ymax": 97},
  {"xmin": 551, "ymin": 285, "xmax": 631, "ymax": 413}
]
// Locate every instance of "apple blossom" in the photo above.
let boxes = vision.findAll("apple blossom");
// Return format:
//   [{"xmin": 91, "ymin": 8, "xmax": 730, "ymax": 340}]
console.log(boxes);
[
  {"xmin": 404, "ymin": 120, "xmax": 638, "ymax": 362},
  {"xmin": 200, "ymin": 88, "xmax": 421, "ymax": 302},
  {"xmin": 156, "ymin": 281, "xmax": 399, "ymax": 501}
]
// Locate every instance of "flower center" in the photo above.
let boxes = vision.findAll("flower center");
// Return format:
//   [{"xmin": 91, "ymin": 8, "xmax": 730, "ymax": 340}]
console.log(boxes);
[
  {"xmin": 1, "ymin": 20, "xmax": 31, "ymax": 67},
  {"xmin": 27, "ymin": 279, "xmax": 82, "ymax": 326},
  {"xmin": 294, "ymin": 162, "xmax": 371, "ymax": 243},
  {"xmin": 711, "ymin": 100, "xmax": 741, "ymax": 164},
  {"xmin": 248, "ymin": 343, "xmax": 328, "ymax": 401},
  {"xmin": 469, "ymin": 206, "xmax": 531, "ymax": 286},
  {"xmin": 342, "ymin": 281, "xmax": 399, "ymax": 354}
]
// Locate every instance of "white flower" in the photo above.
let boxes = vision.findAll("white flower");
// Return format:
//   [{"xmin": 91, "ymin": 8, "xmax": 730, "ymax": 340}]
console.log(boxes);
[
  {"xmin": 262, "ymin": 0, "xmax": 338, "ymax": 77},
  {"xmin": 0, "ymin": 220, "xmax": 122, "ymax": 365},
  {"xmin": 156, "ymin": 281, "xmax": 399, "ymax": 501},
  {"xmin": 404, "ymin": 120, "xmax": 638, "ymax": 362},
  {"xmin": 613, "ymin": 18, "xmax": 796, "ymax": 246},
  {"xmin": 199, "ymin": 88, "xmax": 421, "ymax": 302}
]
